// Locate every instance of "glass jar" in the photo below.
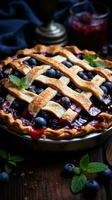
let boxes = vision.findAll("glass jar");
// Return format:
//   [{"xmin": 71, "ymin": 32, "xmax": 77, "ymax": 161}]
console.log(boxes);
[{"xmin": 69, "ymin": 1, "xmax": 110, "ymax": 50}]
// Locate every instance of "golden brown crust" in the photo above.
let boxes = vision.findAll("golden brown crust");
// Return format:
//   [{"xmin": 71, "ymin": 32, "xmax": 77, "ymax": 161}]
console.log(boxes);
[{"xmin": 0, "ymin": 44, "xmax": 112, "ymax": 140}]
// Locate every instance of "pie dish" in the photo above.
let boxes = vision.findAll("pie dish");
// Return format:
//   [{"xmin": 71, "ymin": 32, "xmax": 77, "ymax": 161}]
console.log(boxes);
[{"xmin": 0, "ymin": 44, "xmax": 112, "ymax": 140}]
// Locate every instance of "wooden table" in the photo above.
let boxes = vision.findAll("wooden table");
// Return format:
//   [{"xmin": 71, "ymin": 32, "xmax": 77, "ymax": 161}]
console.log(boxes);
[{"xmin": 0, "ymin": 131, "xmax": 112, "ymax": 200}]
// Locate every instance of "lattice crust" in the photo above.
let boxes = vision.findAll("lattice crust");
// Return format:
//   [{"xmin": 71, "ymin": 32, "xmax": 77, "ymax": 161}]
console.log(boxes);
[{"xmin": 0, "ymin": 44, "xmax": 112, "ymax": 140}]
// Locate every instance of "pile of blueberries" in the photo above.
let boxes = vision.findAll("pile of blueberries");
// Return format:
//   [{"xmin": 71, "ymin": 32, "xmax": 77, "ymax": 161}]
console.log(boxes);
[{"xmin": 63, "ymin": 163, "xmax": 112, "ymax": 195}]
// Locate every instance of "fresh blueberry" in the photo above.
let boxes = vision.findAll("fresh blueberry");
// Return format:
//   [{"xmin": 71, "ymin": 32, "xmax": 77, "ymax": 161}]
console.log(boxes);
[
  {"xmin": 45, "ymin": 68, "xmax": 56, "ymax": 78},
  {"xmin": 28, "ymin": 58, "xmax": 38, "ymax": 66},
  {"xmin": 23, "ymin": 58, "xmax": 38, "ymax": 67},
  {"xmin": 63, "ymin": 163, "xmax": 75, "ymax": 175},
  {"xmin": 100, "ymin": 85, "xmax": 108, "ymax": 94},
  {"xmin": 100, "ymin": 168, "xmax": 112, "ymax": 182},
  {"xmin": 78, "ymin": 71, "xmax": 88, "ymax": 80},
  {"xmin": 0, "ymin": 172, "xmax": 10, "ymax": 183},
  {"xmin": 85, "ymin": 180, "xmax": 100, "ymax": 194},
  {"xmin": 34, "ymin": 117, "xmax": 47, "ymax": 128},
  {"xmin": 103, "ymin": 81, "xmax": 112, "ymax": 91},
  {"xmin": 62, "ymin": 60, "xmax": 73, "ymax": 68},
  {"xmin": 87, "ymin": 72, "xmax": 94, "ymax": 80},
  {"xmin": 60, "ymin": 97, "xmax": 71, "ymax": 108}
]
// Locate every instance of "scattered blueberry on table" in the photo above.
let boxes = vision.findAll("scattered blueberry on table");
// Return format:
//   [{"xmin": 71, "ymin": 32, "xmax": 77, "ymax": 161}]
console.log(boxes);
[
  {"xmin": 63, "ymin": 154, "xmax": 112, "ymax": 194},
  {"xmin": 0, "ymin": 172, "xmax": 9, "ymax": 183},
  {"xmin": 99, "ymin": 167, "xmax": 112, "ymax": 183},
  {"xmin": 85, "ymin": 180, "xmax": 100, "ymax": 194},
  {"xmin": 63, "ymin": 163, "xmax": 75, "ymax": 175}
]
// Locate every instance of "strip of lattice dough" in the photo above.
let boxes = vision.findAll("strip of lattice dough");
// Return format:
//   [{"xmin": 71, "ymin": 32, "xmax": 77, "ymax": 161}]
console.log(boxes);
[{"xmin": 31, "ymin": 54, "xmax": 104, "ymax": 100}]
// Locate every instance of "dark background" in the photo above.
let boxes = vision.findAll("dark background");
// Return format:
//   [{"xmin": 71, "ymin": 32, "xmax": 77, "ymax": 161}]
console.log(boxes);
[{"xmin": 0, "ymin": 0, "xmax": 111, "ymax": 59}]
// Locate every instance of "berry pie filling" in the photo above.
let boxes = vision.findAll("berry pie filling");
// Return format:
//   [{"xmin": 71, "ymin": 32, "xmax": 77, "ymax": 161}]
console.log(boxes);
[
  {"xmin": 0, "ymin": 45, "xmax": 112, "ymax": 139},
  {"xmin": 0, "ymin": 79, "xmax": 111, "ymax": 134}
]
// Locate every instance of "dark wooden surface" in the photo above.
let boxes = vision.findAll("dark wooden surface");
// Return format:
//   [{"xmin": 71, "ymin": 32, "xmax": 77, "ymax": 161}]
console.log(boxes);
[{"xmin": 0, "ymin": 132, "xmax": 112, "ymax": 200}]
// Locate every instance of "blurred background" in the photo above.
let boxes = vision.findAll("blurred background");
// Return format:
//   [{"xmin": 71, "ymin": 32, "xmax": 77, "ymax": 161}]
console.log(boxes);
[{"xmin": 0, "ymin": 0, "xmax": 111, "ymax": 59}]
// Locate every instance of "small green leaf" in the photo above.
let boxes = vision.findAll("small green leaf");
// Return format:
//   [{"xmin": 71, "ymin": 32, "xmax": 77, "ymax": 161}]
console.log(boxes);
[
  {"xmin": 20, "ymin": 77, "xmax": 30, "ymax": 89},
  {"xmin": 8, "ymin": 160, "xmax": 17, "ymax": 167},
  {"xmin": 9, "ymin": 75, "xmax": 30, "ymax": 89},
  {"xmin": 93, "ymin": 61, "xmax": 107, "ymax": 67},
  {"xmin": 9, "ymin": 75, "xmax": 21, "ymax": 87},
  {"xmin": 71, "ymin": 174, "xmax": 87, "ymax": 193},
  {"xmin": 0, "ymin": 149, "xmax": 8, "ymax": 160},
  {"xmin": 4, "ymin": 164, "xmax": 12, "ymax": 174},
  {"xmin": 87, "ymin": 162, "xmax": 107, "ymax": 173},
  {"xmin": 73, "ymin": 167, "xmax": 81, "ymax": 175},
  {"xmin": 80, "ymin": 154, "xmax": 89, "ymax": 171},
  {"xmin": 9, "ymin": 155, "xmax": 24, "ymax": 163},
  {"xmin": 83, "ymin": 54, "xmax": 98, "ymax": 63},
  {"xmin": 83, "ymin": 54, "xmax": 107, "ymax": 68}
]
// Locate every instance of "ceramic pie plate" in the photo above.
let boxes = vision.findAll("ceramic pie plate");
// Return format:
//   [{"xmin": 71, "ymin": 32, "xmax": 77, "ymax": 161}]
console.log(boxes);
[{"xmin": 0, "ymin": 124, "xmax": 112, "ymax": 151}]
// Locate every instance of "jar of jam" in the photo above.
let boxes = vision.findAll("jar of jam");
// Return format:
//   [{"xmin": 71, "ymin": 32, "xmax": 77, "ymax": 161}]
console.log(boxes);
[{"xmin": 69, "ymin": 1, "xmax": 110, "ymax": 50}]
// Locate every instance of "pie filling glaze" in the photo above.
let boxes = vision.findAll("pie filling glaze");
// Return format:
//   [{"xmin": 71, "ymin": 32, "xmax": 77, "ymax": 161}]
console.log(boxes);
[{"xmin": 0, "ymin": 45, "xmax": 112, "ymax": 140}]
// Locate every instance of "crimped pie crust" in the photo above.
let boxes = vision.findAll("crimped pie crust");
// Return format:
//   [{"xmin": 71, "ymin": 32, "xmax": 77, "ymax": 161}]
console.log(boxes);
[{"xmin": 0, "ymin": 44, "xmax": 112, "ymax": 140}]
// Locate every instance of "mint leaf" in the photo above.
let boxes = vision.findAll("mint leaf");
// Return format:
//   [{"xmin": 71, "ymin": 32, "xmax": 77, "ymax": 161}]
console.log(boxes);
[
  {"xmin": 20, "ymin": 77, "xmax": 30, "ymax": 89},
  {"xmin": 9, "ymin": 75, "xmax": 21, "ymax": 87},
  {"xmin": 9, "ymin": 75, "xmax": 30, "ymax": 89},
  {"xmin": 80, "ymin": 154, "xmax": 89, "ymax": 171},
  {"xmin": 87, "ymin": 162, "xmax": 107, "ymax": 173},
  {"xmin": 71, "ymin": 174, "xmax": 87, "ymax": 193},
  {"xmin": 4, "ymin": 164, "xmax": 12, "ymax": 174},
  {"xmin": 9, "ymin": 155, "xmax": 24, "ymax": 163},
  {"xmin": 73, "ymin": 167, "xmax": 81, "ymax": 175},
  {"xmin": 0, "ymin": 149, "xmax": 8, "ymax": 160},
  {"xmin": 83, "ymin": 54, "xmax": 98, "ymax": 63},
  {"xmin": 83, "ymin": 54, "xmax": 107, "ymax": 68},
  {"xmin": 93, "ymin": 61, "xmax": 107, "ymax": 67},
  {"xmin": 8, "ymin": 161, "xmax": 17, "ymax": 167}
]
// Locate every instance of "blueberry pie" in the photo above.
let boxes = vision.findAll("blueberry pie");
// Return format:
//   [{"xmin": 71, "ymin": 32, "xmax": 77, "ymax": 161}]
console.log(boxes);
[{"xmin": 0, "ymin": 45, "xmax": 112, "ymax": 140}]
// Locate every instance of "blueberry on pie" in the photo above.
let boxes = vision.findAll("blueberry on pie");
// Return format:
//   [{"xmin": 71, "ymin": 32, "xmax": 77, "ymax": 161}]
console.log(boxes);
[{"xmin": 0, "ymin": 45, "xmax": 112, "ymax": 140}]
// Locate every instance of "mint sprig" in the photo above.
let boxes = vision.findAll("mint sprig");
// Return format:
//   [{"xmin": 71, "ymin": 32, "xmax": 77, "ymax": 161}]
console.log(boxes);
[
  {"xmin": 71, "ymin": 174, "xmax": 87, "ymax": 193},
  {"xmin": 70, "ymin": 154, "xmax": 107, "ymax": 194},
  {"xmin": 83, "ymin": 54, "xmax": 107, "ymax": 67},
  {"xmin": 80, "ymin": 154, "xmax": 89, "ymax": 171},
  {"xmin": 0, "ymin": 148, "xmax": 24, "ymax": 174},
  {"xmin": 9, "ymin": 75, "xmax": 30, "ymax": 89},
  {"xmin": 87, "ymin": 162, "xmax": 107, "ymax": 173}
]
